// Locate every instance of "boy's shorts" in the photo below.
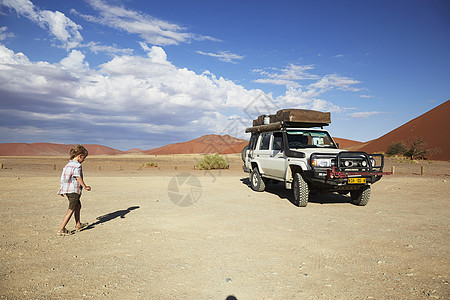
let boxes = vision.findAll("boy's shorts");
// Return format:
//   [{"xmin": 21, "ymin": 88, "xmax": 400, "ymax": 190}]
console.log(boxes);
[{"xmin": 66, "ymin": 193, "xmax": 81, "ymax": 210}]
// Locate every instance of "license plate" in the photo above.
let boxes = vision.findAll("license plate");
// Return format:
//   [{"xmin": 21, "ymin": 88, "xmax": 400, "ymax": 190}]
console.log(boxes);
[{"xmin": 348, "ymin": 177, "xmax": 366, "ymax": 184}]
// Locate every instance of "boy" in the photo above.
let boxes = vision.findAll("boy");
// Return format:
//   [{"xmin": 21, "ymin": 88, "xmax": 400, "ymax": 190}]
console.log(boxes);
[{"xmin": 57, "ymin": 145, "xmax": 91, "ymax": 236}]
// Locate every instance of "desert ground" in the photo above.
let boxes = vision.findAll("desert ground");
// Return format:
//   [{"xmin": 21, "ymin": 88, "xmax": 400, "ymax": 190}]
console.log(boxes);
[{"xmin": 0, "ymin": 155, "xmax": 449, "ymax": 299}]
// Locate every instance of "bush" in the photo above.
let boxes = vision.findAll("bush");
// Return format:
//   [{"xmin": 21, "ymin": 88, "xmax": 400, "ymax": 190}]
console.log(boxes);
[
  {"xmin": 404, "ymin": 138, "xmax": 427, "ymax": 160},
  {"xmin": 140, "ymin": 162, "xmax": 158, "ymax": 168},
  {"xmin": 386, "ymin": 142, "xmax": 406, "ymax": 156},
  {"xmin": 195, "ymin": 154, "xmax": 229, "ymax": 170}
]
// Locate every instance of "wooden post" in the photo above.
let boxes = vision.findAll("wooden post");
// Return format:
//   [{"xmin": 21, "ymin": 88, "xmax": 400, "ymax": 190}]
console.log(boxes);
[
  {"xmin": 391, "ymin": 166, "xmax": 395, "ymax": 174},
  {"xmin": 175, "ymin": 166, "xmax": 177, "ymax": 170},
  {"xmin": 0, "ymin": 164, "xmax": 3, "ymax": 170},
  {"xmin": 421, "ymin": 166, "xmax": 425, "ymax": 175},
  {"xmin": 53, "ymin": 164, "xmax": 56, "ymax": 171}
]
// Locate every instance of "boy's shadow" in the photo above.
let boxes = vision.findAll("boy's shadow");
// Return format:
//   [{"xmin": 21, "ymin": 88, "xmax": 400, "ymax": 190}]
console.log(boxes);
[{"xmin": 83, "ymin": 206, "xmax": 140, "ymax": 231}]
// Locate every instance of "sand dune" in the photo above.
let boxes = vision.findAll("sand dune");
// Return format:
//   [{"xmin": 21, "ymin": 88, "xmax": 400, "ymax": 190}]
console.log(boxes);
[
  {"xmin": 356, "ymin": 100, "xmax": 449, "ymax": 160},
  {"xmin": 142, "ymin": 134, "xmax": 248, "ymax": 155}
]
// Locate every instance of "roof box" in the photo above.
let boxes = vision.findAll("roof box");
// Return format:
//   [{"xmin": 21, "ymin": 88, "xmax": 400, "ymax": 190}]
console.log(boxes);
[{"xmin": 247, "ymin": 109, "xmax": 331, "ymax": 133}]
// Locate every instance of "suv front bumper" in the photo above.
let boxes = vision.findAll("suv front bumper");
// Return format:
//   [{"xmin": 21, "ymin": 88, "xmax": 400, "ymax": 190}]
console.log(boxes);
[{"xmin": 303, "ymin": 169, "xmax": 383, "ymax": 190}]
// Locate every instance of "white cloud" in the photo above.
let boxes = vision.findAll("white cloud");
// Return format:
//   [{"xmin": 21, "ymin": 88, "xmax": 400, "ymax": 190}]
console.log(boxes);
[
  {"xmin": 60, "ymin": 49, "xmax": 89, "ymax": 70},
  {"xmin": 308, "ymin": 74, "xmax": 361, "ymax": 92},
  {"xmin": 0, "ymin": 43, "xmax": 365, "ymax": 148},
  {"xmin": 0, "ymin": 26, "xmax": 15, "ymax": 40},
  {"xmin": 74, "ymin": 0, "xmax": 218, "ymax": 46},
  {"xmin": 81, "ymin": 41, "xmax": 134, "ymax": 56},
  {"xmin": 254, "ymin": 64, "xmax": 361, "ymax": 113},
  {"xmin": 196, "ymin": 50, "xmax": 244, "ymax": 63},
  {"xmin": 253, "ymin": 64, "xmax": 320, "ymax": 88},
  {"xmin": 0, "ymin": 44, "xmax": 30, "ymax": 65},
  {"xmin": 360, "ymin": 94, "xmax": 374, "ymax": 98},
  {"xmin": 275, "ymin": 87, "xmax": 343, "ymax": 112},
  {"xmin": 0, "ymin": 44, "xmax": 267, "ymax": 147},
  {"xmin": 348, "ymin": 111, "xmax": 383, "ymax": 118},
  {"xmin": 1, "ymin": 0, "xmax": 83, "ymax": 49}
]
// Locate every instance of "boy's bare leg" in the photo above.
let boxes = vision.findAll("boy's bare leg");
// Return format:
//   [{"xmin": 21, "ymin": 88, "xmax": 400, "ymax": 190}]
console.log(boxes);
[
  {"xmin": 59, "ymin": 209, "xmax": 74, "ymax": 230},
  {"xmin": 74, "ymin": 204, "xmax": 81, "ymax": 227}
]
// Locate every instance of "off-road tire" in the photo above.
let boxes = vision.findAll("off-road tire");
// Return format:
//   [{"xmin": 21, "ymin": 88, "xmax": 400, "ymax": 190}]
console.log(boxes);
[
  {"xmin": 350, "ymin": 186, "xmax": 371, "ymax": 206},
  {"xmin": 241, "ymin": 145, "xmax": 248, "ymax": 162},
  {"xmin": 250, "ymin": 167, "xmax": 266, "ymax": 192},
  {"xmin": 293, "ymin": 173, "xmax": 309, "ymax": 207}
]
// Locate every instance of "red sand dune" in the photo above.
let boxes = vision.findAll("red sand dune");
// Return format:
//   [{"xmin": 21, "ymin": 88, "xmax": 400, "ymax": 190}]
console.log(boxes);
[
  {"xmin": 355, "ymin": 100, "xmax": 450, "ymax": 160},
  {"xmin": 143, "ymin": 134, "xmax": 248, "ymax": 155}
]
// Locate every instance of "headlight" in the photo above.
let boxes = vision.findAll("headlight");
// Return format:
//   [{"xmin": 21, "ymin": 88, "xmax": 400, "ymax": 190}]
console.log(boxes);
[
  {"xmin": 361, "ymin": 160, "xmax": 367, "ymax": 167},
  {"xmin": 312, "ymin": 158, "xmax": 332, "ymax": 168}
]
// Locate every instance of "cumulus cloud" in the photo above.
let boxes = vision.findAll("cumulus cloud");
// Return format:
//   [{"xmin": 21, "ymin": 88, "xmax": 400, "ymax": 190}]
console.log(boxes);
[
  {"xmin": 60, "ymin": 50, "xmax": 89, "ymax": 70},
  {"xmin": 0, "ymin": 44, "xmax": 267, "ymax": 148},
  {"xmin": 73, "ymin": 0, "xmax": 218, "ymax": 46},
  {"xmin": 1, "ymin": 0, "xmax": 83, "ymax": 49},
  {"xmin": 0, "ymin": 43, "xmax": 362, "ymax": 148},
  {"xmin": 196, "ymin": 50, "xmax": 244, "ymax": 63}
]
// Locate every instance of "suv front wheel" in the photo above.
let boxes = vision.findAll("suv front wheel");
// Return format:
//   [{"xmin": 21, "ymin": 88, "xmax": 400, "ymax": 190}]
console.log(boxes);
[
  {"xmin": 250, "ymin": 167, "xmax": 266, "ymax": 192},
  {"xmin": 350, "ymin": 186, "xmax": 371, "ymax": 206},
  {"xmin": 293, "ymin": 173, "xmax": 309, "ymax": 207}
]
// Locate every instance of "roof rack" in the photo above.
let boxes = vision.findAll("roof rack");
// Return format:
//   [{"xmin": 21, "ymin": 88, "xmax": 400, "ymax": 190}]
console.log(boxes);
[{"xmin": 245, "ymin": 109, "xmax": 331, "ymax": 133}]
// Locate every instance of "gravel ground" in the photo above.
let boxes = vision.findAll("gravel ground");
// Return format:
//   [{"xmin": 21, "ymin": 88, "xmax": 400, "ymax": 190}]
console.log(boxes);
[{"xmin": 0, "ymin": 155, "xmax": 449, "ymax": 299}]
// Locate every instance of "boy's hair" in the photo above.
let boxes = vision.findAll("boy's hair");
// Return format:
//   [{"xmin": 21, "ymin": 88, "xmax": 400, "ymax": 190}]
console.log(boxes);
[{"xmin": 69, "ymin": 145, "xmax": 88, "ymax": 160}]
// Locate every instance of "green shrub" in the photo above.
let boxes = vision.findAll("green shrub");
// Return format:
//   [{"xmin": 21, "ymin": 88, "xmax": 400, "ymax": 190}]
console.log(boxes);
[
  {"xmin": 140, "ymin": 162, "xmax": 158, "ymax": 168},
  {"xmin": 386, "ymin": 142, "xmax": 406, "ymax": 157},
  {"xmin": 195, "ymin": 154, "xmax": 229, "ymax": 170}
]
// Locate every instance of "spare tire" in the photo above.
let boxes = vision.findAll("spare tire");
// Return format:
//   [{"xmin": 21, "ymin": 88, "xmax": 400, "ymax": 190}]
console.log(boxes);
[{"xmin": 241, "ymin": 145, "xmax": 249, "ymax": 162}]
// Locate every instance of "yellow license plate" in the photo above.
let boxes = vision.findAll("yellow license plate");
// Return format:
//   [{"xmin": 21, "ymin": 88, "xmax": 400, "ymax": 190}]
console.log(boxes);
[{"xmin": 348, "ymin": 177, "xmax": 366, "ymax": 184}]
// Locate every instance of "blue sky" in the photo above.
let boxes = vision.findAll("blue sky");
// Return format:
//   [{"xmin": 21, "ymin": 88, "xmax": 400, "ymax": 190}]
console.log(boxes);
[{"xmin": 0, "ymin": 0, "xmax": 449, "ymax": 150}]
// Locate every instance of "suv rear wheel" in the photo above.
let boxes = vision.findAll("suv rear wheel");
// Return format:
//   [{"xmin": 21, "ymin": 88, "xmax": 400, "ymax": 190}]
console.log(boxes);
[
  {"xmin": 293, "ymin": 173, "xmax": 309, "ymax": 207},
  {"xmin": 250, "ymin": 167, "xmax": 266, "ymax": 192},
  {"xmin": 350, "ymin": 186, "xmax": 371, "ymax": 206}
]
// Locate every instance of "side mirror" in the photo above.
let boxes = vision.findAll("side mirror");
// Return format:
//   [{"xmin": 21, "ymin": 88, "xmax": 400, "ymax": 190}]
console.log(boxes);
[{"xmin": 336, "ymin": 143, "xmax": 340, "ymax": 149}]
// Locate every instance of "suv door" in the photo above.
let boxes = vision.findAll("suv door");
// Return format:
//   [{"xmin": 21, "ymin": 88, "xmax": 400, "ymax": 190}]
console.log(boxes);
[
  {"xmin": 265, "ymin": 132, "xmax": 286, "ymax": 179},
  {"xmin": 245, "ymin": 133, "xmax": 259, "ymax": 171},
  {"xmin": 255, "ymin": 132, "xmax": 272, "ymax": 175}
]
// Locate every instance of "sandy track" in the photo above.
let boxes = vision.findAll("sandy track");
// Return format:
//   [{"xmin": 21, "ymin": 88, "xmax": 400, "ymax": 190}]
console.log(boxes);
[{"xmin": 0, "ymin": 156, "xmax": 449, "ymax": 299}]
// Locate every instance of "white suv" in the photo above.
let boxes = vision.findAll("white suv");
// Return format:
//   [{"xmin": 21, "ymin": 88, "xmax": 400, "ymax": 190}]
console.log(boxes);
[{"xmin": 242, "ymin": 110, "xmax": 389, "ymax": 207}]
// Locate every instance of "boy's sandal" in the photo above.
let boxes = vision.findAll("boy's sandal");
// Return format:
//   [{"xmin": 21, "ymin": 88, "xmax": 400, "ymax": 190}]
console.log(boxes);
[
  {"xmin": 75, "ymin": 222, "xmax": 89, "ymax": 231},
  {"xmin": 57, "ymin": 228, "xmax": 71, "ymax": 236}
]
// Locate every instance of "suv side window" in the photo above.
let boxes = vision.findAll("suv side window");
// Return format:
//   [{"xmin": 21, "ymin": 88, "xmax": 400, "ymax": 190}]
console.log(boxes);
[
  {"xmin": 259, "ymin": 133, "xmax": 271, "ymax": 150},
  {"xmin": 249, "ymin": 134, "xmax": 259, "ymax": 150},
  {"xmin": 272, "ymin": 132, "xmax": 283, "ymax": 151}
]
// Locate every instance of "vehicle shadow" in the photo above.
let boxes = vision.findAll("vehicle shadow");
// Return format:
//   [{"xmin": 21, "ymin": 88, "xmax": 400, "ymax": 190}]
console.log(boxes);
[
  {"xmin": 240, "ymin": 178, "xmax": 350, "ymax": 206},
  {"xmin": 82, "ymin": 206, "xmax": 140, "ymax": 231}
]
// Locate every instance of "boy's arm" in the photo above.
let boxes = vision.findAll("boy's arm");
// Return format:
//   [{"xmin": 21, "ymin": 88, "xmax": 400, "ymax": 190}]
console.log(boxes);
[{"xmin": 76, "ymin": 176, "xmax": 91, "ymax": 191}]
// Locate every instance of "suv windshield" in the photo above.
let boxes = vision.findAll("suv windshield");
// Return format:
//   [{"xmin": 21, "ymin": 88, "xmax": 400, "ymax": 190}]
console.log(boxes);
[{"xmin": 286, "ymin": 130, "xmax": 337, "ymax": 149}]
